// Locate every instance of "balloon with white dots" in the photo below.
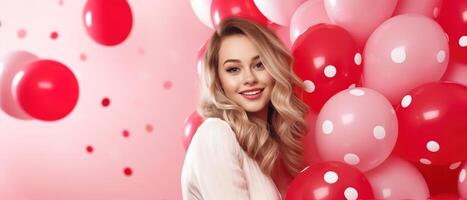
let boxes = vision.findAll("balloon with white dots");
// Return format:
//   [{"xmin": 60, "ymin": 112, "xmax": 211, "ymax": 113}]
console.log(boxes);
[
  {"xmin": 426, "ymin": 140, "xmax": 440, "ymax": 152},
  {"xmin": 344, "ymin": 187, "xmax": 359, "ymax": 200},
  {"xmin": 324, "ymin": 65, "xmax": 337, "ymax": 78},
  {"xmin": 323, "ymin": 171, "xmax": 339, "ymax": 184},
  {"xmin": 304, "ymin": 80, "xmax": 316, "ymax": 93},
  {"xmin": 401, "ymin": 95, "xmax": 412, "ymax": 108},
  {"xmin": 322, "ymin": 120, "xmax": 334, "ymax": 134},
  {"xmin": 391, "ymin": 47, "xmax": 406, "ymax": 64},
  {"xmin": 349, "ymin": 89, "xmax": 365, "ymax": 96},
  {"xmin": 459, "ymin": 36, "xmax": 467, "ymax": 47},
  {"xmin": 354, "ymin": 53, "xmax": 362, "ymax": 65},
  {"xmin": 373, "ymin": 126, "xmax": 386, "ymax": 140}
]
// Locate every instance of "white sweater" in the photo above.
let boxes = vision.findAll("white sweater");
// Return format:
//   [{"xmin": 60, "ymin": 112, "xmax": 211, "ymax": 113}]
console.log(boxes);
[{"xmin": 181, "ymin": 117, "xmax": 282, "ymax": 200}]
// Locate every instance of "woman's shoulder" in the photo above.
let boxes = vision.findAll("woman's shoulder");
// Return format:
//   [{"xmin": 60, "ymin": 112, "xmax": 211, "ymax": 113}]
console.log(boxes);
[
  {"xmin": 191, "ymin": 117, "xmax": 239, "ymax": 150},
  {"xmin": 199, "ymin": 117, "xmax": 229, "ymax": 128}
]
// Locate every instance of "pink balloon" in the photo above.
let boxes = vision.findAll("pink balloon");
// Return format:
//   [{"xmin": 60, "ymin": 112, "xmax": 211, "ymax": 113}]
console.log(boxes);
[
  {"xmin": 394, "ymin": 0, "xmax": 443, "ymax": 19},
  {"xmin": 458, "ymin": 162, "xmax": 467, "ymax": 199},
  {"xmin": 190, "ymin": 0, "xmax": 214, "ymax": 29},
  {"xmin": 290, "ymin": 0, "xmax": 332, "ymax": 44},
  {"xmin": 365, "ymin": 156, "xmax": 430, "ymax": 199},
  {"xmin": 0, "ymin": 51, "xmax": 38, "ymax": 120},
  {"xmin": 253, "ymin": 0, "xmax": 305, "ymax": 26},
  {"xmin": 324, "ymin": 0, "xmax": 398, "ymax": 46},
  {"xmin": 363, "ymin": 14, "xmax": 449, "ymax": 105},
  {"xmin": 442, "ymin": 59, "xmax": 467, "ymax": 87},
  {"xmin": 315, "ymin": 87, "xmax": 398, "ymax": 172},
  {"xmin": 268, "ymin": 23, "xmax": 292, "ymax": 49}
]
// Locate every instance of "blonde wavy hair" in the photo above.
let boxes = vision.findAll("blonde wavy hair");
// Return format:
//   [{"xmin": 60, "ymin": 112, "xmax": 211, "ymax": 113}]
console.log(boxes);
[{"xmin": 197, "ymin": 17, "xmax": 309, "ymax": 177}]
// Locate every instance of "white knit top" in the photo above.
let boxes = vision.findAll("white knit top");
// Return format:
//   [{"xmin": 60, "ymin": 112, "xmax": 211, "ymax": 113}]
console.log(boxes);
[{"xmin": 181, "ymin": 117, "xmax": 282, "ymax": 200}]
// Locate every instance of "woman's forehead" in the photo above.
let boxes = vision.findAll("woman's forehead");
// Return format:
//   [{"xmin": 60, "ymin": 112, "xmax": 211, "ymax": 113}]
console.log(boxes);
[{"xmin": 218, "ymin": 35, "xmax": 260, "ymax": 63}]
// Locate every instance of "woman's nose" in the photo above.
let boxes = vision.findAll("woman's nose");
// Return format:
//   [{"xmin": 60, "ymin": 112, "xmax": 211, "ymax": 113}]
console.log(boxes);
[{"xmin": 242, "ymin": 68, "xmax": 258, "ymax": 85}]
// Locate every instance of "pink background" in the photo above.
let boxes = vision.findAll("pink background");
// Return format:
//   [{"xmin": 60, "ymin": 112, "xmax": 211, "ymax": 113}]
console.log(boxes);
[{"xmin": 0, "ymin": 0, "xmax": 211, "ymax": 199}]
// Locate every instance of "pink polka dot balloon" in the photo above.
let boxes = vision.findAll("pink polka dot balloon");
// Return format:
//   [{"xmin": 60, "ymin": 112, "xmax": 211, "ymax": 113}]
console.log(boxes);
[
  {"xmin": 363, "ymin": 14, "xmax": 449, "ymax": 105},
  {"xmin": 315, "ymin": 87, "xmax": 398, "ymax": 172},
  {"xmin": 286, "ymin": 161, "xmax": 374, "ymax": 200},
  {"xmin": 324, "ymin": 0, "xmax": 398, "ymax": 46},
  {"xmin": 393, "ymin": 0, "xmax": 442, "ymax": 19},
  {"xmin": 394, "ymin": 82, "xmax": 467, "ymax": 166}
]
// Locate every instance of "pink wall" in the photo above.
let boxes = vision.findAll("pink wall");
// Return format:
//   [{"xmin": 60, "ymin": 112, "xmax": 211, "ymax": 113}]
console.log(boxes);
[{"xmin": 0, "ymin": 0, "xmax": 211, "ymax": 199}]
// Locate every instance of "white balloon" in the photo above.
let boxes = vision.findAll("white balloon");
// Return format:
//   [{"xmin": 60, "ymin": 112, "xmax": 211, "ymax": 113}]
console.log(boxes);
[
  {"xmin": 190, "ymin": 0, "xmax": 214, "ymax": 29},
  {"xmin": 253, "ymin": 0, "xmax": 306, "ymax": 26}
]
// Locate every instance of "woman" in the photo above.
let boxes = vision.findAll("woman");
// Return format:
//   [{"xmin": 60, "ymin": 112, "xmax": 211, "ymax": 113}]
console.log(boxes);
[{"xmin": 181, "ymin": 17, "xmax": 309, "ymax": 200}]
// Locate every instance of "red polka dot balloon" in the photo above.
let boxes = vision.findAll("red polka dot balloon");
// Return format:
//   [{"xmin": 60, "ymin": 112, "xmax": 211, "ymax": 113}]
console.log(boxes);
[
  {"xmin": 438, "ymin": 0, "xmax": 467, "ymax": 64},
  {"xmin": 83, "ymin": 0, "xmax": 133, "ymax": 46},
  {"xmin": 395, "ymin": 82, "xmax": 467, "ymax": 165},
  {"xmin": 286, "ymin": 161, "xmax": 374, "ymax": 200},
  {"xmin": 16, "ymin": 59, "xmax": 79, "ymax": 121},
  {"xmin": 292, "ymin": 23, "xmax": 362, "ymax": 113}
]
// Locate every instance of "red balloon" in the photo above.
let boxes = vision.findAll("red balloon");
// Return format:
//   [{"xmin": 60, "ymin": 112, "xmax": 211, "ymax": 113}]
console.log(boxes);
[
  {"xmin": 428, "ymin": 194, "xmax": 463, "ymax": 200},
  {"xmin": 415, "ymin": 162, "xmax": 462, "ymax": 195},
  {"xmin": 395, "ymin": 82, "xmax": 467, "ymax": 165},
  {"xmin": 292, "ymin": 24, "xmax": 362, "ymax": 113},
  {"xmin": 182, "ymin": 111, "xmax": 204, "ymax": 151},
  {"xmin": 16, "ymin": 60, "xmax": 79, "ymax": 121},
  {"xmin": 210, "ymin": 0, "xmax": 270, "ymax": 28},
  {"xmin": 286, "ymin": 161, "xmax": 374, "ymax": 200},
  {"xmin": 83, "ymin": 0, "xmax": 133, "ymax": 46},
  {"xmin": 437, "ymin": 0, "xmax": 467, "ymax": 64}
]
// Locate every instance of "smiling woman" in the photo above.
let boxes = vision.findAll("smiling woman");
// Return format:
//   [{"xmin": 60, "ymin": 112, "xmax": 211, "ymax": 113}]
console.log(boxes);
[{"xmin": 181, "ymin": 17, "xmax": 309, "ymax": 200}]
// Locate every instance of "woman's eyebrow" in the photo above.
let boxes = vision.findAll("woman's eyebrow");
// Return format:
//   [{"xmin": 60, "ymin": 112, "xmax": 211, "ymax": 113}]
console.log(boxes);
[{"xmin": 223, "ymin": 55, "xmax": 260, "ymax": 65}]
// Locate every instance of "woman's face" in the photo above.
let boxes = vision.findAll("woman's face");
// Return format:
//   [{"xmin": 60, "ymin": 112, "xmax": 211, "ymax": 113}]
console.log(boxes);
[{"xmin": 218, "ymin": 34, "xmax": 275, "ymax": 119}]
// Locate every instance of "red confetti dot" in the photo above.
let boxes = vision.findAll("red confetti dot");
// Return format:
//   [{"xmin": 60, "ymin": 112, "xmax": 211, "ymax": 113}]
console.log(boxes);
[
  {"xmin": 58, "ymin": 0, "xmax": 64, "ymax": 6},
  {"xmin": 50, "ymin": 31, "xmax": 59, "ymax": 40},
  {"xmin": 86, "ymin": 145, "xmax": 94, "ymax": 153},
  {"xmin": 145, "ymin": 124, "xmax": 153, "ymax": 133},
  {"xmin": 17, "ymin": 29, "xmax": 27, "ymax": 38},
  {"xmin": 123, "ymin": 167, "xmax": 132, "ymax": 176},
  {"xmin": 163, "ymin": 80, "xmax": 172, "ymax": 89},
  {"xmin": 80, "ymin": 53, "xmax": 87, "ymax": 61},
  {"xmin": 102, "ymin": 97, "xmax": 110, "ymax": 107},
  {"xmin": 122, "ymin": 130, "xmax": 130, "ymax": 138}
]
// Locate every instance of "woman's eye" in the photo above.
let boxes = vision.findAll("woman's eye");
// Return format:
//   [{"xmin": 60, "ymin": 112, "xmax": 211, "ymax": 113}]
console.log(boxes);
[
  {"xmin": 255, "ymin": 62, "xmax": 264, "ymax": 69},
  {"xmin": 227, "ymin": 67, "xmax": 239, "ymax": 73}
]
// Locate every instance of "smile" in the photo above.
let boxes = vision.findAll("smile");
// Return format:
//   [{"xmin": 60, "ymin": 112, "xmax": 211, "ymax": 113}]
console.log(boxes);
[{"xmin": 240, "ymin": 89, "xmax": 263, "ymax": 100}]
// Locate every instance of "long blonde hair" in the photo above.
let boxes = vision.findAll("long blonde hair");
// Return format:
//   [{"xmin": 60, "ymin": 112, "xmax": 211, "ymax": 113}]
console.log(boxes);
[{"xmin": 197, "ymin": 17, "xmax": 309, "ymax": 177}]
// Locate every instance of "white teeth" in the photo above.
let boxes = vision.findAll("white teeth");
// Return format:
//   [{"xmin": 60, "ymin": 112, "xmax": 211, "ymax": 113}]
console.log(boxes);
[{"xmin": 242, "ymin": 89, "xmax": 261, "ymax": 95}]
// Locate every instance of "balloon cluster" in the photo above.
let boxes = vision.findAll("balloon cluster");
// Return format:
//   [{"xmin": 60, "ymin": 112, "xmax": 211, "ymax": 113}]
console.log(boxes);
[
  {"xmin": 185, "ymin": 0, "xmax": 467, "ymax": 199},
  {"xmin": 0, "ymin": 0, "xmax": 134, "ymax": 121}
]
